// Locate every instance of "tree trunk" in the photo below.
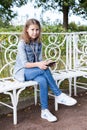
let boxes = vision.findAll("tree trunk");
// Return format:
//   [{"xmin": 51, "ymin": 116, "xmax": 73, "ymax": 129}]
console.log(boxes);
[{"xmin": 63, "ymin": 5, "xmax": 69, "ymax": 30}]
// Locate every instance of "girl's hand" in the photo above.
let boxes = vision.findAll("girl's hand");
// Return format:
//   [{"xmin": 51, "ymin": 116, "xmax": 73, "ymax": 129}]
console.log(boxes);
[
  {"xmin": 46, "ymin": 60, "xmax": 53, "ymax": 65},
  {"xmin": 37, "ymin": 61, "xmax": 48, "ymax": 70}
]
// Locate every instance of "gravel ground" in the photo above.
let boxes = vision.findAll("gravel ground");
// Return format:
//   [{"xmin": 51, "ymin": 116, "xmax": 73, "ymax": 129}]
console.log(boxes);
[{"xmin": 0, "ymin": 91, "xmax": 87, "ymax": 130}]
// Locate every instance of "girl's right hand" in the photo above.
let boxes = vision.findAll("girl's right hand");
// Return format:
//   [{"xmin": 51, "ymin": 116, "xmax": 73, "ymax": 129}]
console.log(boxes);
[{"xmin": 37, "ymin": 61, "xmax": 48, "ymax": 70}]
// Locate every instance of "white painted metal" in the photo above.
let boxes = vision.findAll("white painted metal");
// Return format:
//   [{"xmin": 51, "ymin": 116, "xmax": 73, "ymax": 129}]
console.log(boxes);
[
  {"xmin": 0, "ymin": 32, "xmax": 87, "ymax": 124},
  {"xmin": 0, "ymin": 37, "xmax": 38, "ymax": 125},
  {"xmin": 72, "ymin": 32, "xmax": 87, "ymax": 95}
]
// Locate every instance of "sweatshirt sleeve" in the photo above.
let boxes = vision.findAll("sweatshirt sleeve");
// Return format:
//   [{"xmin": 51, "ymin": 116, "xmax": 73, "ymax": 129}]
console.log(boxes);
[{"xmin": 17, "ymin": 40, "xmax": 28, "ymax": 66}]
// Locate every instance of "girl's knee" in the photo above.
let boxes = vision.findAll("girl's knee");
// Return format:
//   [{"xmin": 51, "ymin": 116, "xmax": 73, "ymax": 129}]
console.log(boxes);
[{"xmin": 35, "ymin": 76, "xmax": 47, "ymax": 86}]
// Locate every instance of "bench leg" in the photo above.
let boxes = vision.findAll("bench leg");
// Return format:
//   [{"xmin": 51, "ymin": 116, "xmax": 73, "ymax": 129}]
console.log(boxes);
[
  {"xmin": 13, "ymin": 90, "xmax": 17, "ymax": 125},
  {"xmin": 13, "ymin": 105, "xmax": 17, "ymax": 125},
  {"xmin": 74, "ymin": 77, "xmax": 77, "ymax": 96},
  {"xmin": 69, "ymin": 78, "xmax": 72, "ymax": 96},
  {"xmin": 55, "ymin": 97, "xmax": 58, "ymax": 111},
  {"xmin": 34, "ymin": 84, "xmax": 38, "ymax": 105},
  {"xmin": 4, "ymin": 90, "xmax": 18, "ymax": 125}
]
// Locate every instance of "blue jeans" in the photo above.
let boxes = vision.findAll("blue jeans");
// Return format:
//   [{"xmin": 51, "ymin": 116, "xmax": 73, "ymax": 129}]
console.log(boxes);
[{"xmin": 24, "ymin": 68, "xmax": 62, "ymax": 109}]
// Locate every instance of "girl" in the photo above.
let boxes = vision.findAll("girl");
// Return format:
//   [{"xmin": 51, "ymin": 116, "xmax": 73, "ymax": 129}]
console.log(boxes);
[{"xmin": 13, "ymin": 18, "xmax": 77, "ymax": 122}]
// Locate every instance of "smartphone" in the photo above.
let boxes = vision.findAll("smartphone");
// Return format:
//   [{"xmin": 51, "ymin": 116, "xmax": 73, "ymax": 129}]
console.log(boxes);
[{"xmin": 47, "ymin": 61, "xmax": 56, "ymax": 67}]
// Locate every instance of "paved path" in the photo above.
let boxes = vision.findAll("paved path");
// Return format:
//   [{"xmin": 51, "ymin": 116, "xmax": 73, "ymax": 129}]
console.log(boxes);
[{"xmin": 0, "ymin": 91, "xmax": 87, "ymax": 130}]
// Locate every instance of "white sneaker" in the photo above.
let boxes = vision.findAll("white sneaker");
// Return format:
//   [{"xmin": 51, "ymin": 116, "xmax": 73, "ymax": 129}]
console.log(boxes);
[
  {"xmin": 56, "ymin": 93, "xmax": 77, "ymax": 106},
  {"xmin": 41, "ymin": 109, "xmax": 57, "ymax": 122}
]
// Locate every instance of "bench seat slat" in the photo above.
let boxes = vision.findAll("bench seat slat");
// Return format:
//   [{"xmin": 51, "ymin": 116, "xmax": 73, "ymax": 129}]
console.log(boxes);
[{"xmin": 0, "ymin": 80, "xmax": 38, "ymax": 93}]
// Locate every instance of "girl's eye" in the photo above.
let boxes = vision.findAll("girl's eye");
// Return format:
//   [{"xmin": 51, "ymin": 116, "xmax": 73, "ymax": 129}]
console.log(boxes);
[{"xmin": 31, "ymin": 29, "xmax": 39, "ymax": 31}]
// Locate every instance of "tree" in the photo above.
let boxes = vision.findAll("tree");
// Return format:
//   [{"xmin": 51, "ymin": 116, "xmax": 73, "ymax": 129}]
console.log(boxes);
[
  {"xmin": 33, "ymin": 0, "xmax": 87, "ymax": 30},
  {"xmin": 0, "ymin": 0, "xmax": 28, "ymax": 26}
]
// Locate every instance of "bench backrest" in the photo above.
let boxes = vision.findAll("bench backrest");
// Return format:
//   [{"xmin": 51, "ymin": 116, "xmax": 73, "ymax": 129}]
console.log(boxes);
[
  {"xmin": 0, "ymin": 32, "xmax": 74, "ymax": 79},
  {"xmin": 0, "ymin": 34, "xmax": 18, "ymax": 80},
  {"xmin": 73, "ymin": 32, "xmax": 87, "ymax": 71},
  {"xmin": 42, "ymin": 33, "xmax": 72, "ymax": 72}
]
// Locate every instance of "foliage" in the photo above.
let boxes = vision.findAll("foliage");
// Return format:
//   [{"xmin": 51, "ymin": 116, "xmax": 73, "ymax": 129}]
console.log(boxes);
[
  {"xmin": 42, "ymin": 24, "xmax": 66, "ymax": 33},
  {"xmin": 0, "ymin": 22, "xmax": 87, "ymax": 33},
  {"xmin": 0, "ymin": 0, "xmax": 28, "ymax": 26},
  {"xmin": 74, "ymin": 0, "xmax": 87, "ymax": 19},
  {"xmin": 33, "ymin": 0, "xmax": 87, "ymax": 30},
  {"xmin": 0, "ymin": 25, "xmax": 23, "ymax": 32},
  {"xmin": 68, "ymin": 22, "xmax": 87, "ymax": 32},
  {"xmin": 68, "ymin": 22, "xmax": 79, "ymax": 31}
]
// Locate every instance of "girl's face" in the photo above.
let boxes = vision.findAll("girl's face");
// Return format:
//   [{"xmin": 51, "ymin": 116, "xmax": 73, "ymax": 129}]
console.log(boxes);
[{"xmin": 27, "ymin": 24, "xmax": 40, "ymax": 40}]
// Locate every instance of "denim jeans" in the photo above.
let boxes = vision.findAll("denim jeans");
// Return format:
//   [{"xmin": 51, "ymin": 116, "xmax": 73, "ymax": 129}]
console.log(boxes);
[{"xmin": 24, "ymin": 67, "xmax": 62, "ymax": 109}]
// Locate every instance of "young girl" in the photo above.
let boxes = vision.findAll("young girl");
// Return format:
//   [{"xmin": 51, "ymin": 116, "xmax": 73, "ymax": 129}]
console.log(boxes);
[{"xmin": 13, "ymin": 18, "xmax": 77, "ymax": 122}]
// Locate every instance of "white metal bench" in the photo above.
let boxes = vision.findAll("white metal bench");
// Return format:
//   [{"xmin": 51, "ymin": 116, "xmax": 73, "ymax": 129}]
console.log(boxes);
[
  {"xmin": 72, "ymin": 32, "xmax": 87, "ymax": 95},
  {"xmin": 43, "ymin": 33, "xmax": 87, "ymax": 97},
  {"xmin": 0, "ymin": 35, "xmax": 39, "ymax": 125},
  {"xmin": 0, "ymin": 32, "xmax": 87, "ymax": 125}
]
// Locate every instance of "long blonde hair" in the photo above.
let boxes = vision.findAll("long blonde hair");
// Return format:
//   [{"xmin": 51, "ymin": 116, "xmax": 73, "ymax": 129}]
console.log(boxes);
[{"xmin": 21, "ymin": 18, "xmax": 41, "ymax": 43}]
